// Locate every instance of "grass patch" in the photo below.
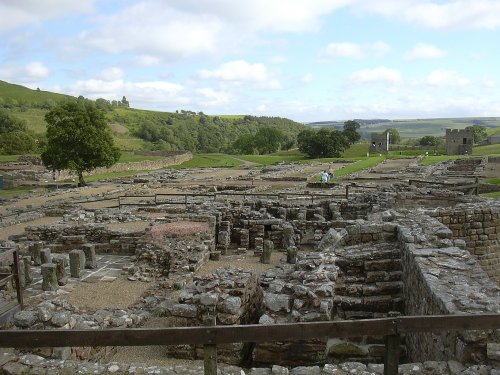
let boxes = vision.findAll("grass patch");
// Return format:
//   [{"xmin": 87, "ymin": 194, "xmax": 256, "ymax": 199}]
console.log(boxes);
[
  {"xmin": 0, "ymin": 155, "xmax": 21, "ymax": 162},
  {"xmin": 420, "ymin": 155, "xmax": 466, "ymax": 166},
  {"xmin": 480, "ymin": 191, "xmax": 500, "ymax": 198},
  {"xmin": 0, "ymin": 186, "xmax": 33, "ymax": 196},
  {"xmin": 311, "ymin": 156, "xmax": 385, "ymax": 181},
  {"xmin": 472, "ymin": 144, "xmax": 500, "ymax": 156},
  {"xmin": 84, "ymin": 170, "xmax": 150, "ymax": 183},
  {"xmin": 173, "ymin": 154, "xmax": 243, "ymax": 168},
  {"xmin": 486, "ymin": 178, "xmax": 500, "ymax": 185},
  {"xmin": 341, "ymin": 142, "xmax": 371, "ymax": 159},
  {"xmin": 235, "ymin": 154, "xmax": 305, "ymax": 165},
  {"xmin": 335, "ymin": 156, "xmax": 385, "ymax": 178}
]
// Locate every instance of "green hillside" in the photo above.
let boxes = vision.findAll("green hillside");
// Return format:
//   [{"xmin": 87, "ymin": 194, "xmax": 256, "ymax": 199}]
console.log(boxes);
[
  {"xmin": 0, "ymin": 81, "xmax": 308, "ymax": 155},
  {"xmin": 0, "ymin": 80, "xmax": 71, "ymax": 108}
]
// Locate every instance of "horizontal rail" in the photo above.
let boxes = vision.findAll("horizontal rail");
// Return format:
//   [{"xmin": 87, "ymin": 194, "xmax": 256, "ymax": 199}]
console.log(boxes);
[{"xmin": 1, "ymin": 314, "xmax": 498, "ymax": 349}]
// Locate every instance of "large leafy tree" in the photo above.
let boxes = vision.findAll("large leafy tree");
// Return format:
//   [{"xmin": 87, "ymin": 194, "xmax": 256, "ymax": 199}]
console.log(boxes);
[
  {"xmin": 465, "ymin": 124, "xmax": 487, "ymax": 143},
  {"xmin": 343, "ymin": 120, "xmax": 361, "ymax": 145},
  {"xmin": 253, "ymin": 126, "xmax": 283, "ymax": 154},
  {"xmin": 41, "ymin": 100, "xmax": 120, "ymax": 186},
  {"xmin": 419, "ymin": 135, "xmax": 442, "ymax": 147},
  {"xmin": 298, "ymin": 128, "xmax": 349, "ymax": 158}
]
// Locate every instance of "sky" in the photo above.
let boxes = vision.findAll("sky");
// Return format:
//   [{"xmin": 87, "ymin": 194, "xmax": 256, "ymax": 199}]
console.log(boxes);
[{"xmin": 1, "ymin": 0, "xmax": 500, "ymax": 122}]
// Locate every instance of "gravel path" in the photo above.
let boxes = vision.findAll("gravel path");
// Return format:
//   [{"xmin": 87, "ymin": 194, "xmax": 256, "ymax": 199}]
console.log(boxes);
[{"xmin": 66, "ymin": 275, "xmax": 152, "ymax": 310}]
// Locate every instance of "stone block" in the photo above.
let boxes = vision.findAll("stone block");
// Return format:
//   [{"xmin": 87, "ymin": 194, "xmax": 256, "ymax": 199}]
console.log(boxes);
[
  {"xmin": 22, "ymin": 255, "xmax": 33, "ymax": 285},
  {"xmin": 52, "ymin": 255, "xmax": 68, "ymax": 285},
  {"xmin": 40, "ymin": 248, "xmax": 52, "ymax": 264},
  {"xmin": 41, "ymin": 263, "xmax": 58, "ymax": 291},
  {"xmin": 82, "ymin": 244, "xmax": 97, "ymax": 269},
  {"xmin": 69, "ymin": 249, "xmax": 85, "ymax": 278}
]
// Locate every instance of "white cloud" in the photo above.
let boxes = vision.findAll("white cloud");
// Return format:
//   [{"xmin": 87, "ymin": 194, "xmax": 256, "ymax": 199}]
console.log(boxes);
[
  {"xmin": 320, "ymin": 43, "xmax": 364, "ymax": 59},
  {"xmin": 0, "ymin": 0, "xmax": 94, "ymax": 33},
  {"xmin": 404, "ymin": 43, "xmax": 447, "ymax": 60},
  {"xmin": 25, "ymin": 62, "xmax": 50, "ymax": 80},
  {"xmin": 301, "ymin": 73, "xmax": 314, "ymax": 84},
  {"xmin": 68, "ymin": 78, "xmax": 187, "ymax": 106},
  {"xmin": 357, "ymin": 0, "xmax": 500, "ymax": 30},
  {"xmin": 425, "ymin": 70, "xmax": 470, "ymax": 86},
  {"xmin": 97, "ymin": 67, "xmax": 125, "ymax": 81},
  {"xmin": 79, "ymin": 2, "xmax": 224, "ymax": 61},
  {"xmin": 198, "ymin": 60, "xmax": 282, "ymax": 91},
  {"xmin": 349, "ymin": 66, "xmax": 402, "ymax": 84},
  {"xmin": 133, "ymin": 55, "xmax": 162, "ymax": 67},
  {"xmin": 196, "ymin": 88, "xmax": 232, "ymax": 107},
  {"xmin": 168, "ymin": 0, "xmax": 355, "ymax": 32},
  {"xmin": 0, "ymin": 61, "xmax": 50, "ymax": 83},
  {"xmin": 319, "ymin": 41, "xmax": 391, "ymax": 60}
]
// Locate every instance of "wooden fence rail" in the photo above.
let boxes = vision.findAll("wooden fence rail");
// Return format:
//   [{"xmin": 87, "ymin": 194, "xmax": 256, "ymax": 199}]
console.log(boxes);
[{"xmin": 0, "ymin": 314, "xmax": 498, "ymax": 375}]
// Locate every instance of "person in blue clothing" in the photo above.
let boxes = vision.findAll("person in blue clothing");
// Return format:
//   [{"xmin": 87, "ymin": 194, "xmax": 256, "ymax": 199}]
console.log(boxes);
[{"xmin": 321, "ymin": 170, "xmax": 329, "ymax": 189}]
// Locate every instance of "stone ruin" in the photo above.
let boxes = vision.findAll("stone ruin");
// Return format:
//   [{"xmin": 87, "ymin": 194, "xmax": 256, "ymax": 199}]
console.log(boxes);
[{"xmin": 0, "ymin": 178, "xmax": 499, "ymax": 374}]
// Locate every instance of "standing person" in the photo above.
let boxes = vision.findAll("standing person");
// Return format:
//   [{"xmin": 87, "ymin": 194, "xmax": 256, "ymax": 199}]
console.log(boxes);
[
  {"xmin": 328, "ymin": 165, "xmax": 334, "ymax": 183},
  {"xmin": 321, "ymin": 170, "xmax": 328, "ymax": 189}
]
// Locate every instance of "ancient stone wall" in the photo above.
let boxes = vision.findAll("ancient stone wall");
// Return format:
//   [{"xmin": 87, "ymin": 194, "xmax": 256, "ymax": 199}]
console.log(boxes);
[
  {"xmin": 427, "ymin": 202, "xmax": 500, "ymax": 283},
  {"xmin": 396, "ymin": 212, "xmax": 500, "ymax": 366},
  {"xmin": 156, "ymin": 267, "xmax": 262, "ymax": 364},
  {"xmin": 23, "ymin": 223, "xmax": 145, "ymax": 255}
]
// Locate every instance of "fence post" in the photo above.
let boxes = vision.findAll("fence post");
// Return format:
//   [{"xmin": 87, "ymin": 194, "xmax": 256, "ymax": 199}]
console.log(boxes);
[
  {"xmin": 184, "ymin": 195, "xmax": 188, "ymax": 205},
  {"xmin": 384, "ymin": 334, "xmax": 400, "ymax": 375},
  {"xmin": 118, "ymin": 197, "xmax": 121, "ymax": 210},
  {"xmin": 475, "ymin": 177, "xmax": 479, "ymax": 196},
  {"xmin": 345, "ymin": 184, "xmax": 349, "ymax": 200},
  {"xmin": 13, "ymin": 250, "xmax": 23, "ymax": 309},
  {"xmin": 203, "ymin": 315, "xmax": 217, "ymax": 375}
]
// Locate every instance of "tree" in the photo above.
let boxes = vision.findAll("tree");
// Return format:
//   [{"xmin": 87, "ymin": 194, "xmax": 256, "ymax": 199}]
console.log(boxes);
[
  {"xmin": 465, "ymin": 124, "xmax": 487, "ymax": 143},
  {"xmin": 343, "ymin": 120, "xmax": 361, "ymax": 132},
  {"xmin": 231, "ymin": 134, "xmax": 255, "ymax": 154},
  {"xmin": 253, "ymin": 126, "xmax": 283, "ymax": 154},
  {"xmin": 387, "ymin": 128, "xmax": 401, "ymax": 144},
  {"xmin": 419, "ymin": 135, "xmax": 442, "ymax": 147},
  {"xmin": 298, "ymin": 128, "xmax": 349, "ymax": 158},
  {"xmin": 121, "ymin": 96, "xmax": 130, "ymax": 108},
  {"xmin": 41, "ymin": 101, "xmax": 120, "ymax": 186},
  {"xmin": 343, "ymin": 120, "xmax": 361, "ymax": 145}
]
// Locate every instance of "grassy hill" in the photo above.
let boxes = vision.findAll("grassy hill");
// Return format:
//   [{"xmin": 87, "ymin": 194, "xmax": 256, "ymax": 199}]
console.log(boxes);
[{"xmin": 0, "ymin": 80, "xmax": 71, "ymax": 107}]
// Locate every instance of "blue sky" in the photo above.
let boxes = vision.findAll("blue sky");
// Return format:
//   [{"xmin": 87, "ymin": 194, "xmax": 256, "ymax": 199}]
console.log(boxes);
[{"xmin": 1, "ymin": 0, "xmax": 500, "ymax": 122}]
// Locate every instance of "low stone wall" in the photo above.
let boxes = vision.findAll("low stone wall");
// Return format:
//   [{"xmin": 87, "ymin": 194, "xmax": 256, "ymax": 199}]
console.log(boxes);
[
  {"xmin": 56, "ymin": 152, "xmax": 192, "ymax": 181},
  {"xmin": 23, "ymin": 223, "xmax": 146, "ymax": 256}
]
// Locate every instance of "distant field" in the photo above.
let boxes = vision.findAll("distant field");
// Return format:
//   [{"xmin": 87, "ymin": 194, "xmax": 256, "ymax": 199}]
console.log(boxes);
[
  {"xmin": 312, "ymin": 117, "xmax": 500, "ymax": 138},
  {"xmin": 364, "ymin": 117, "xmax": 500, "ymax": 138}
]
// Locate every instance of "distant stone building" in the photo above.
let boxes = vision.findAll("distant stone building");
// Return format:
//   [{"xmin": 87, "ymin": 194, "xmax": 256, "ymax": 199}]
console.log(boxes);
[
  {"xmin": 445, "ymin": 129, "xmax": 473, "ymax": 155},
  {"xmin": 368, "ymin": 130, "xmax": 389, "ymax": 155}
]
